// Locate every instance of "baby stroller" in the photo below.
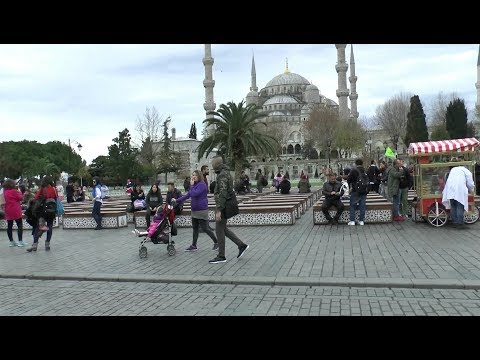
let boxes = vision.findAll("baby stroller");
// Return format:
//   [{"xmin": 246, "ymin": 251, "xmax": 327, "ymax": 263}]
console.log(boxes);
[{"xmin": 132, "ymin": 204, "xmax": 177, "ymax": 258}]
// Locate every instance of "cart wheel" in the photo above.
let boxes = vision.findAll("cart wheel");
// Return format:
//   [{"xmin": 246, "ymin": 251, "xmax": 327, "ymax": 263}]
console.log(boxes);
[
  {"xmin": 464, "ymin": 206, "xmax": 479, "ymax": 224},
  {"xmin": 167, "ymin": 244, "xmax": 176, "ymax": 256},
  {"xmin": 427, "ymin": 206, "xmax": 448, "ymax": 227},
  {"xmin": 139, "ymin": 246, "xmax": 147, "ymax": 259}
]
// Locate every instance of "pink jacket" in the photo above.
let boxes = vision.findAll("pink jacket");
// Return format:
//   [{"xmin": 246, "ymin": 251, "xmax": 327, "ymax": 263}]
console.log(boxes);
[{"xmin": 3, "ymin": 188, "xmax": 23, "ymax": 221}]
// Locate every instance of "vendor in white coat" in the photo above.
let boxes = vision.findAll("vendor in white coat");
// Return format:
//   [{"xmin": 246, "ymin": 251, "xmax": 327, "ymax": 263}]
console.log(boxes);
[{"xmin": 442, "ymin": 161, "xmax": 475, "ymax": 229}]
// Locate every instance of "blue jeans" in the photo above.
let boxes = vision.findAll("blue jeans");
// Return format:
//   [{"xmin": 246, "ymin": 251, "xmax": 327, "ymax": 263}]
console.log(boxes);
[
  {"xmin": 392, "ymin": 190, "xmax": 401, "ymax": 217},
  {"xmin": 349, "ymin": 192, "xmax": 367, "ymax": 222},
  {"xmin": 92, "ymin": 201, "xmax": 102, "ymax": 227},
  {"xmin": 450, "ymin": 199, "xmax": 464, "ymax": 225},
  {"xmin": 33, "ymin": 217, "xmax": 54, "ymax": 244}
]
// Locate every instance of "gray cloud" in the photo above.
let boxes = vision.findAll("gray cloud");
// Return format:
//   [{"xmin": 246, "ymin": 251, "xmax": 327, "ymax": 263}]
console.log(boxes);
[{"xmin": 0, "ymin": 44, "xmax": 478, "ymax": 164}]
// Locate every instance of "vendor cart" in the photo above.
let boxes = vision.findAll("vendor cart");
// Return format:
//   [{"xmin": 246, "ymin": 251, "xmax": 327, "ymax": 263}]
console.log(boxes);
[{"xmin": 408, "ymin": 137, "xmax": 480, "ymax": 227}]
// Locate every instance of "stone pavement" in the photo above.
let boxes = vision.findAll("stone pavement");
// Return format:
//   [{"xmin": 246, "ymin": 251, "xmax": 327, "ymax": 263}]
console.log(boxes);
[
  {"xmin": 2, "ymin": 278, "xmax": 480, "ymax": 316},
  {"xmin": 2, "ymin": 208, "xmax": 480, "ymax": 290}
]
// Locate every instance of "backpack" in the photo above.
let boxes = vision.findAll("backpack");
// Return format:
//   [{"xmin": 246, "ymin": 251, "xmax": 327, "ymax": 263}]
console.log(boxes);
[
  {"xmin": 100, "ymin": 185, "xmax": 108, "ymax": 199},
  {"xmin": 261, "ymin": 175, "xmax": 268, "ymax": 187},
  {"xmin": 353, "ymin": 170, "xmax": 370, "ymax": 195}
]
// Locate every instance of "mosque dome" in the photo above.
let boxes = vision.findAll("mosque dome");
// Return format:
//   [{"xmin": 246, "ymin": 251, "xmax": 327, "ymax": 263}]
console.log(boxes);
[
  {"xmin": 265, "ymin": 72, "xmax": 310, "ymax": 87},
  {"xmin": 263, "ymin": 95, "xmax": 299, "ymax": 106}
]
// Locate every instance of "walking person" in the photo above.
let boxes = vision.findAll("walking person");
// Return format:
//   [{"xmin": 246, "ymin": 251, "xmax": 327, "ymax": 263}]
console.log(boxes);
[
  {"xmin": 145, "ymin": 183, "xmax": 163, "ymax": 228},
  {"xmin": 91, "ymin": 177, "xmax": 103, "ymax": 230},
  {"xmin": 2, "ymin": 179, "xmax": 27, "ymax": 247},
  {"xmin": 442, "ymin": 160, "xmax": 475, "ymax": 229},
  {"xmin": 172, "ymin": 170, "xmax": 218, "ymax": 252},
  {"xmin": 26, "ymin": 175, "xmax": 57, "ymax": 252},
  {"xmin": 209, "ymin": 156, "xmax": 249, "ymax": 264}
]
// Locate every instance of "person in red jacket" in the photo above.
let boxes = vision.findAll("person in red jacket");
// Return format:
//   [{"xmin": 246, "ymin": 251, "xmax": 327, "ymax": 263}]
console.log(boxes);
[
  {"xmin": 26, "ymin": 175, "xmax": 57, "ymax": 252},
  {"xmin": 2, "ymin": 179, "xmax": 28, "ymax": 247}
]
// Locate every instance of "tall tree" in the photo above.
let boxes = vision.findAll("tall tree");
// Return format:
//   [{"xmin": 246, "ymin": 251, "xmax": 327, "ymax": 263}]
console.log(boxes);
[
  {"xmin": 375, "ymin": 92, "xmax": 412, "ymax": 151},
  {"xmin": 197, "ymin": 100, "xmax": 279, "ymax": 179},
  {"xmin": 156, "ymin": 116, "xmax": 184, "ymax": 183},
  {"xmin": 404, "ymin": 95, "xmax": 429, "ymax": 146},
  {"xmin": 446, "ymin": 98, "xmax": 468, "ymax": 139},
  {"xmin": 108, "ymin": 128, "xmax": 140, "ymax": 184}
]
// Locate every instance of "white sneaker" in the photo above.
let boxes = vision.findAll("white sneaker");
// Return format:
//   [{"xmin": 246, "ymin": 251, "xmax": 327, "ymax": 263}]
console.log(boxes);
[
  {"xmin": 359, "ymin": 221, "xmax": 365, "ymax": 226},
  {"xmin": 347, "ymin": 221, "xmax": 355, "ymax": 226}
]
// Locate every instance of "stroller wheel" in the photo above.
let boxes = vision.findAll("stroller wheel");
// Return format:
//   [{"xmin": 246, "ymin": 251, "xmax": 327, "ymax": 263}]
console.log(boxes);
[
  {"xmin": 167, "ymin": 244, "xmax": 176, "ymax": 256},
  {"xmin": 139, "ymin": 246, "xmax": 147, "ymax": 259}
]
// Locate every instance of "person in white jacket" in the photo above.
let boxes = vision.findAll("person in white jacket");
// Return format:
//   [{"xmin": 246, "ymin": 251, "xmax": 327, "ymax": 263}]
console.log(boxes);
[{"xmin": 442, "ymin": 163, "xmax": 474, "ymax": 229}]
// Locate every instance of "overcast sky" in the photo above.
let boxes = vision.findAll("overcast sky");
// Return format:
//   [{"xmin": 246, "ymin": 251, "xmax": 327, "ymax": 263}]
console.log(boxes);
[{"xmin": 1, "ymin": 44, "xmax": 478, "ymax": 164}]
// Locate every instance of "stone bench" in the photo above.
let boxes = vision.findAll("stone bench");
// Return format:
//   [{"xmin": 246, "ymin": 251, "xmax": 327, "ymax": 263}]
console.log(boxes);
[
  {"xmin": 236, "ymin": 201, "xmax": 303, "ymax": 219},
  {"xmin": 134, "ymin": 204, "xmax": 298, "ymax": 228},
  {"xmin": 62, "ymin": 210, "xmax": 128, "ymax": 229},
  {"xmin": 259, "ymin": 194, "xmax": 311, "ymax": 209},
  {"xmin": 313, "ymin": 199, "xmax": 393, "ymax": 224}
]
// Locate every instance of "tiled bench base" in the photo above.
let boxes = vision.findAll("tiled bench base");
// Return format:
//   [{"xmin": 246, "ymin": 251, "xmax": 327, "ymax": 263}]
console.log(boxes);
[{"xmin": 62, "ymin": 214, "xmax": 128, "ymax": 229}]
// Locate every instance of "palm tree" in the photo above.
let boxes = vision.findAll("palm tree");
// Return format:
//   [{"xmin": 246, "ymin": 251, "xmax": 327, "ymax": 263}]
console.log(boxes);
[{"xmin": 197, "ymin": 100, "xmax": 279, "ymax": 179}]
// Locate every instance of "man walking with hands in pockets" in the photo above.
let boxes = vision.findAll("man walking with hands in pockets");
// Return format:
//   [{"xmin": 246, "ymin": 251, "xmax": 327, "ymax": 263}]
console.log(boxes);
[{"xmin": 209, "ymin": 156, "xmax": 249, "ymax": 264}]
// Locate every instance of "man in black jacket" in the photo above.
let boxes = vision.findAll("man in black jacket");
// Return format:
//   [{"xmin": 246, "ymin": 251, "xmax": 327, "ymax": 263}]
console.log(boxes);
[
  {"xmin": 165, "ymin": 182, "xmax": 182, "ymax": 215},
  {"xmin": 347, "ymin": 159, "xmax": 368, "ymax": 226},
  {"xmin": 367, "ymin": 160, "xmax": 380, "ymax": 193},
  {"xmin": 321, "ymin": 173, "xmax": 345, "ymax": 224}
]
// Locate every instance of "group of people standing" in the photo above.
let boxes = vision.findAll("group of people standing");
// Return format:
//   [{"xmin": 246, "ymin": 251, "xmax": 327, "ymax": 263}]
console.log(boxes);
[{"xmin": 1, "ymin": 176, "xmax": 58, "ymax": 251}]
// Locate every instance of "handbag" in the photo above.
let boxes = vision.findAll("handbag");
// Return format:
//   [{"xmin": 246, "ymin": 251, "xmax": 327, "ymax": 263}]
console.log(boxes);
[
  {"xmin": 223, "ymin": 192, "xmax": 239, "ymax": 219},
  {"xmin": 56, "ymin": 198, "xmax": 64, "ymax": 216},
  {"xmin": 133, "ymin": 199, "xmax": 146, "ymax": 210}
]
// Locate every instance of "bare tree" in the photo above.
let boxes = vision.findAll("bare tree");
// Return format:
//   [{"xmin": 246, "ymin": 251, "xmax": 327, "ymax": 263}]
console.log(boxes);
[
  {"xmin": 427, "ymin": 92, "xmax": 459, "ymax": 141},
  {"xmin": 427, "ymin": 91, "xmax": 459, "ymax": 126},
  {"xmin": 257, "ymin": 120, "xmax": 290, "ymax": 156},
  {"xmin": 374, "ymin": 92, "xmax": 412, "ymax": 151},
  {"xmin": 335, "ymin": 118, "xmax": 368, "ymax": 158},
  {"xmin": 134, "ymin": 106, "xmax": 165, "ymax": 146},
  {"xmin": 302, "ymin": 106, "xmax": 338, "ymax": 151}
]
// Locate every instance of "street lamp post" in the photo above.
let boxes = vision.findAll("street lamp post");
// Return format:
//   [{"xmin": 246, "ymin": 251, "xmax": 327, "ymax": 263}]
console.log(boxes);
[
  {"xmin": 366, "ymin": 137, "xmax": 372, "ymax": 159},
  {"xmin": 68, "ymin": 139, "xmax": 83, "ymax": 187},
  {"xmin": 327, "ymin": 139, "xmax": 332, "ymax": 175}
]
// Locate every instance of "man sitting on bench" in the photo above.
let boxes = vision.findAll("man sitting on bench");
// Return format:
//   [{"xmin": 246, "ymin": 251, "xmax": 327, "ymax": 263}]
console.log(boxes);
[{"xmin": 321, "ymin": 172, "xmax": 345, "ymax": 224}]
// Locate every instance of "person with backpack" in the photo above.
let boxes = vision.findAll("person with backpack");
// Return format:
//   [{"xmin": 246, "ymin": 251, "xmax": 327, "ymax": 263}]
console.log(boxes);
[
  {"xmin": 347, "ymin": 159, "xmax": 369, "ymax": 226},
  {"xmin": 26, "ymin": 175, "xmax": 57, "ymax": 252},
  {"xmin": 91, "ymin": 177, "xmax": 104, "ymax": 230}
]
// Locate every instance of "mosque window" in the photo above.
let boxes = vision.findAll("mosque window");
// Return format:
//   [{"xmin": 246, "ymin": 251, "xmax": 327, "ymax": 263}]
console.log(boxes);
[
  {"xmin": 284, "ymin": 87, "xmax": 286, "ymax": 92},
  {"xmin": 295, "ymin": 144, "xmax": 301, "ymax": 154},
  {"xmin": 287, "ymin": 145, "xmax": 294, "ymax": 154}
]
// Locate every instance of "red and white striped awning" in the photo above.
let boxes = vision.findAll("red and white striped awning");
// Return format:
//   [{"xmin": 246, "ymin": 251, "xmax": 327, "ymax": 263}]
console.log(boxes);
[{"xmin": 408, "ymin": 138, "xmax": 480, "ymax": 156}]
